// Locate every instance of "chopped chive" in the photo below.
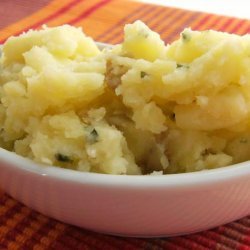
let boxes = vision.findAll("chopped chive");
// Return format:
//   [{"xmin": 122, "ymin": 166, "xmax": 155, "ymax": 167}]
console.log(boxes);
[
  {"xmin": 55, "ymin": 153, "xmax": 72, "ymax": 162},
  {"xmin": 176, "ymin": 63, "xmax": 189, "ymax": 69},
  {"xmin": 169, "ymin": 112, "xmax": 175, "ymax": 121},
  {"xmin": 140, "ymin": 71, "xmax": 147, "ymax": 78},
  {"xmin": 86, "ymin": 128, "xmax": 99, "ymax": 144},
  {"xmin": 181, "ymin": 32, "xmax": 191, "ymax": 42}
]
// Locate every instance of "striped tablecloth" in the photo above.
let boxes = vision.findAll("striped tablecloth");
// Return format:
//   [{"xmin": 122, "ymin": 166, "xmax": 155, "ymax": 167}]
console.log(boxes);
[{"xmin": 1, "ymin": 0, "xmax": 250, "ymax": 249}]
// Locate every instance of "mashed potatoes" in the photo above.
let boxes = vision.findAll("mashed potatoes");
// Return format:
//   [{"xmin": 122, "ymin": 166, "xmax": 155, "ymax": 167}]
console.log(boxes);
[{"xmin": 0, "ymin": 21, "xmax": 250, "ymax": 174}]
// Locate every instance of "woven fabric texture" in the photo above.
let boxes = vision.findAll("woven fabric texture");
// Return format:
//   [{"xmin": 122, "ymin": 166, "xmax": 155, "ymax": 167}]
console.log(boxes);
[{"xmin": 1, "ymin": 0, "xmax": 250, "ymax": 249}]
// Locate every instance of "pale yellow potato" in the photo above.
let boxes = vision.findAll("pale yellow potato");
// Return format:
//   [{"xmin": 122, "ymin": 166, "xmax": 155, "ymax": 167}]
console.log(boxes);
[
  {"xmin": 1, "ymin": 21, "xmax": 250, "ymax": 175},
  {"xmin": 3, "ymin": 25, "xmax": 100, "ymax": 65},
  {"xmin": 0, "ymin": 25, "xmax": 140, "ymax": 175},
  {"xmin": 175, "ymin": 86, "xmax": 248, "ymax": 130},
  {"xmin": 122, "ymin": 20, "xmax": 166, "ymax": 61},
  {"xmin": 108, "ymin": 21, "xmax": 250, "ymax": 173}
]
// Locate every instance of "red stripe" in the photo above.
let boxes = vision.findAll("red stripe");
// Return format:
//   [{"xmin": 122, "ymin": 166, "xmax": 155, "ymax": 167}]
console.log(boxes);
[
  {"xmin": 219, "ymin": 18, "xmax": 234, "ymax": 32},
  {"xmin": 103, "ymin": 5, "xmax": 157, "ymax": 43},
  {"xmin": 150, "ymin": 8, "xmax": 178, "ymax": 31},
  {"xmin": 0, "ymin": 0, "xmax": 82, "ymax": 44},
  {"xmin": 0, "ymin": 0, "xmax": 112, "ymax": 44},
  {"xmin": 69, "ymin": 0, "xmax": 112, "ymax": 25},
  {"xmin": 162, "ymin": 13, "xmax": 201, "ymax": 42},
  {"xmin": 96, "ymin": 4, "xmax": 152, "ymax": 41},
  {"xmin": 169, "ymin": 237, "xmax": 207, "ymax": 250},
  {"xmin": 192, "ymin": 14, "xmax": 211, "ymax": 30},
  {"xmin": 0, "ymin": 194, "xmax": 8, "ymax": 206},
  {"xmin": 202, "ymin": 231, "xmax": 240, "ymax": 249},
  {"xmin": 197, "ymin": 15, "xmax": 220, "ymax": 31},
  {"xmin": 30, "ymin": 0, "xmax": 82, "ymax": 29},
  {"xmin": 157, "ymin": 10, "xmax": 187, "ymax": 35},
  {"xmin": 230, "ymin": 19, "xmax": 247, "ymax": 33},
  {"xmin": 187, "ymin": 234, "xmax": 217, "ymax": 249},
  {"xmin": 239, "ymin": 24, "xmax": 250, "ymax": 35},
  {"xmin": 203, "ymin": 16, "xmax": 221, "ymax": 30}
]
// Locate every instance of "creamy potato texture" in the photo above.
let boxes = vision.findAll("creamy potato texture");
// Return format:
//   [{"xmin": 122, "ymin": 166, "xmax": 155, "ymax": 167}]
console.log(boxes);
[{"xmin": 1, "ymin": 21, "xmax": 250, "ymax": 174}]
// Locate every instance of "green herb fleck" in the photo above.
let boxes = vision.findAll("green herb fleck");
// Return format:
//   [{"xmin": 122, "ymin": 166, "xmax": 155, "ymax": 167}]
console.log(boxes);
[
  {"xmin": 55, "ymin": 153, "xmax": 72, "ymax": 162},
  {"xmin": 169, "ymin": 112, "xmax": 175, "ymax": 121},
  {"xmin": 181, "ymin": 32, "xmax": 191, "ymax": 42},
  {"xmin": 176, "ymin": 63, "xmax": 189, "ymax": 69},
  {"xmin": 87, "ymin": 128, "xmax": 99, "ymax": 144},
  {"xmin": 140, "ymin": 71, "xmax": 147, "ymax": 78},
  {"xmin": 201, "ymin": 148, "xmax": 215, "ymax": 157},
  {"xmin": 240, "ymin": 138, "xmax": 248, "ymax": 143}
]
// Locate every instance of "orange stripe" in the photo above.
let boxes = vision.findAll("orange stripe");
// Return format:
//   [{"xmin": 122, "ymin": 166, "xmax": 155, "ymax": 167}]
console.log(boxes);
[
  {"xmin": 0, "ymin": 207, "xmax": 30, "ymax": 246},
  {"xmin": 236, "ymin": 20, "xmax": 250, "ymax": 34},
  {"xmin": 15, "ymin": 214, "xmax": 50, "ymax": 249},
  {"xmin": 159, "ymin": 11, "xmax": 196, "ymax": 42},
  {"xmin": 231, "ymin": 19, "xmax": 250, "ymax": 34},
  {"xmin": 148, "ymin": 8, "xmax": 177, "ymax": 32},
  {"xmin": 0, "ymin": 0, "xmax": 83, "ymax": 44},
  {"xmin": 161, "ymin": 12, "xmax": 202, "ymax": 42},
  {"xmin": 210, "ymin": 16, "xmax": 232, "ymax": 31},
  {"xmin": 28, "ymin": 0, "xmax": 81, "ymax": 29},
  {"xmin": 74, "ymin": 0, "xmax": 142, "ymax": 40},
  {"xmin": 101, "ymin": 4, "xmax": 156, "ymax": 43},
  {"xmin": 0, "ymin": 0, "xmax": 113, "ymax": 44},
  {"xmin": 0, "ymin": 0, "xmax": 56, "ymax": 38},
  {"xmin": 189, "ymin": 13, "xmax": 211, "ymax": 30},
  {"xmin": 219, "ymin": 18, "xmax": 236, "ymax": 32},
  {"xmin": 222, "ymin": 18, "xmax": 239, "ymax": 32},
  {"xmin": 147, "ymin": 8, "xmax": 181, "ymax": 43},
  {"xmin": 229, "ymin": 19, "xmax": 246, "ymax": 33},
  {"xmin": 45, "ymin": 0, "xmax": 99, "ymax": 27},
  {"xmin": 110, "ymin": 7, "xmax": 184, "ymax": 44},
  {"xmin": 31, "ymin": 222, "xmax": 66, "ymax": 249},
  {"xmin": 97, "ymin": 3, "xmax": 152, "ymax": 41},
  {"xmin": 0, "ymin": 0, "xmax": 70, "ymax": 42},
  {"xmin": 0, "ymin": 198, "xmax": 16, "ymax": 216},
  {"xmin": 197, "ymin": 14, "xmax": 221, "ymax": 30},
  {"xmin": 70, "ymin": 0, "xmax": 112, "ymax": 25},
  {"xmin": 192, "ymin": 14, "xmax": 211, "ymax": 30}
]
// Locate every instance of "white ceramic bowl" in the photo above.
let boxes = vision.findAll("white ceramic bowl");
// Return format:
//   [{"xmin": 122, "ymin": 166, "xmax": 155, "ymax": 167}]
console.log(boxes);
[
  {"xmin": 1, "ymin": 43, "xmax": 250, "ymax": 237},
  {"xmin": 1, "ymin": 147, "xmax": 250, "ymax": 237}
]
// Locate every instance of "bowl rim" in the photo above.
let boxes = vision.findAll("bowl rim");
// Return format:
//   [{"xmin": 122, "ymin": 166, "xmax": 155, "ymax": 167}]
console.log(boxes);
[{"xmin": 1, "ymin": 147, "xmax": 250, "ymax": 188}]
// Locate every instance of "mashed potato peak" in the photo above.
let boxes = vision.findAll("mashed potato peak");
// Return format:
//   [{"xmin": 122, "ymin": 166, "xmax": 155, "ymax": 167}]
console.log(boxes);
[{"xmin": 1, "ymin": 21, "xmax": 250, "ymax": 175}]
